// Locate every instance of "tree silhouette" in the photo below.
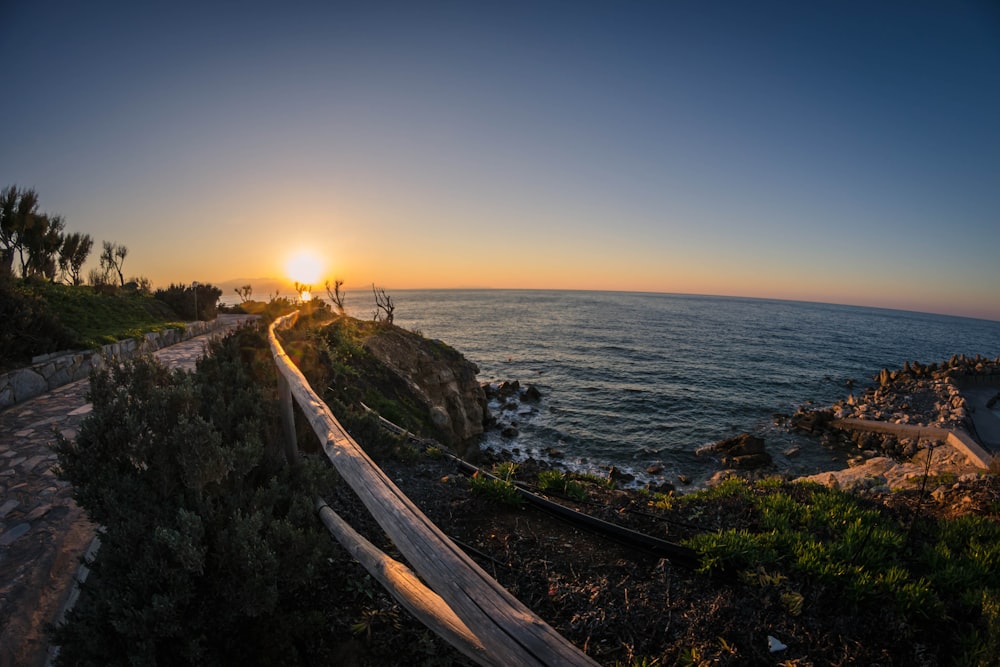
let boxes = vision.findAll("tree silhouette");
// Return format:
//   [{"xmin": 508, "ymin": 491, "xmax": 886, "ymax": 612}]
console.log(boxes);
[
  {"xmin": 24, "ymin": 214, "xmax": 65, "ymax": 280},
  {"xmin": 100, "ymin": 241, "xmax": 128, "ymax": 286},
  {"xmin": 325, "ymin": 279, "xmax": 346, "ymax": 313},
  {"xmin": 0, "ymin": 185, "xmax": 42, "ymax": 277},
  {"xmin": 58, "ymin": 232, "xmax": 94, "ymax": 285},
  {"xmin": 0, "ymin": 186, "xmax": 96, "ymax": 283},
  {"xmin": 372, "ymin": 284, "xmax": 395, "ymax": 325},
  {"xmin": 234, "ymin": 284, "xmax": 253, "ymax": 303}
]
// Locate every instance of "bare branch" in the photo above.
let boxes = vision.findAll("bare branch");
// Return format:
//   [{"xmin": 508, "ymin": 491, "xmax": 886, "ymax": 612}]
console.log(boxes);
[{"xmin": 372, "ymin": 284, "xmax": 395, "ymax": 325}]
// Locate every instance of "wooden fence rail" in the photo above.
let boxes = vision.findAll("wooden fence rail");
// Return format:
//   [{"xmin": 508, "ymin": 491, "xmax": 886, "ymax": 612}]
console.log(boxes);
[{"xmin": 268, "ymin": 312, "xmax": 599, "ymax": 667}]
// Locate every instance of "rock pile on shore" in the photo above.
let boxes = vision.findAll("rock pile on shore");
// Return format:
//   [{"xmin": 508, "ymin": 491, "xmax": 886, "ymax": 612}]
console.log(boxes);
[
  {"xmin": 481, "ymin": 379, "xmax": 543, "ymax": 439},
  {"xmin": 835, "ymin": 354, "xmax": 1000, "ymax": 428},
  {"xmin": 780, "ymin": 355, "xmax": 1000, "ymax": 492},
  {"xmin": 789, "ymin": 355, "xmax": 1000, "ymax": 458}
]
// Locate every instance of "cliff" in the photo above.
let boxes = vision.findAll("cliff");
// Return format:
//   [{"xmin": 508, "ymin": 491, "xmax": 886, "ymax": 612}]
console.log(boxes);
[{"xmin": 359, "ymin": 325, "xmax": 488, "ymax": 453}]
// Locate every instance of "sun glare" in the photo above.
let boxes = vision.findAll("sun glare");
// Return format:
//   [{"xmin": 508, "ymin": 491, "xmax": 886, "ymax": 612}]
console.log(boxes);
[{"xmin": 285, "ymin": 250, "xmax": 323, "ymax": 286}]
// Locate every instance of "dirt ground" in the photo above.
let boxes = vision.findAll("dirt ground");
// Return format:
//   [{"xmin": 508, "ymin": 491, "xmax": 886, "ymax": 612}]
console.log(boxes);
[{"xmin": 333, "ymin": 445, "xmax": 1000, "ymax": 667}]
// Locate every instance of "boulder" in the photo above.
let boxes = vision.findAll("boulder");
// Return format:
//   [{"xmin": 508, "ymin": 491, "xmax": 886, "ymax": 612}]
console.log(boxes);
[
  {"xmin": 606, "ymin": 466, "xmax": 635, "ymax": 485},
  {"xmin": 706, "ymin": 433, "xmax": 772, "ymax": 469},
  {"xmin": 10, "ymin": 369, "xmax": 47, "ymax": 403},
  {"xmin": 523, "ymin": 384, "xmax": 542, "ymax": 402}
]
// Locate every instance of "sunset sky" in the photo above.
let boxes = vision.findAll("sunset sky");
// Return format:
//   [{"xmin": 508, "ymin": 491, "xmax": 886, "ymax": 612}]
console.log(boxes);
[{"xmin": 2, "ymin": 1, "xmax": 998, "ymax": 319}]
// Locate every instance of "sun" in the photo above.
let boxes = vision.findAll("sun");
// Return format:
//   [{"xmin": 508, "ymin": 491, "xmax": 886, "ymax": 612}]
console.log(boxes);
[{"xmin": 285, "ymin": 250, "xmax": 324, "ymax": 286}]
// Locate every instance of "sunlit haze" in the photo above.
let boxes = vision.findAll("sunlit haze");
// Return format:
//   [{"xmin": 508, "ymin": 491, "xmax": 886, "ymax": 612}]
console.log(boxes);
[
  {"xmin": 285, "ymin": 250, "xmax": 324, "ymax": 287},
  {"xmin": 1, "ymin": 2, "xmax": 998, "ymax": 320}
]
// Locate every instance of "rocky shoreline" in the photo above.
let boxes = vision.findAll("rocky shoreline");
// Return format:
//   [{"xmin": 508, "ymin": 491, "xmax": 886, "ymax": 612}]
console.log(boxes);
[
  {"xmin": 783, "ymin": 355, "xmax": 1000, "ymax": 493},
  {"xmin": 792, "ymin": 354, "xmax": 1000, "ymax": 440},
  {"xmin": 479, "ymin": 355, "xmax": 1000, "ymax": 496}
]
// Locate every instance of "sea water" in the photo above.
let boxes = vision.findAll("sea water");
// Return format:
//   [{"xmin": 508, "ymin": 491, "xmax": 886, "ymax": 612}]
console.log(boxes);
[{"xmin": 359, "ymin": 290, "xmax": 1000, "ymax": 486}]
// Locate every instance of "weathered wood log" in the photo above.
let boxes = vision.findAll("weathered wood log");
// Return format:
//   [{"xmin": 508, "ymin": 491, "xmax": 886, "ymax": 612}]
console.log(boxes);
[
  {"xmin": 277, "ymin": 372, "xmax": 299, "ymax": 466},
  {"xmin": 269, "ymin": 314, "xmax": 598, "ymax": 666},
  {"xmin": 314, "ymin": 498, "xmax": 492, "ymax": 666}
]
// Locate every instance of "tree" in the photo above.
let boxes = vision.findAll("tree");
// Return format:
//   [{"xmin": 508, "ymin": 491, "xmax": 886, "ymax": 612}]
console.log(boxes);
[
  {"xmin": 234, "ymin": 284, "xmax": 253, "ymax": 303},
  {"xmin": 23, "ymin": 213, "xmax": 65, "ymax": 280},
  {"xmin": 293, "ymin": 282, "xmax": 312, "ymax": 301},
  {"xmin": 153, "ymin": 282, "xmax": 223, "ymax": 320},
  {"xmin": 58, "ymin": 232, "xmax": 93, "ymax": 285},
  {"xmin": 100, "ymin": 240, "xmax": 128, "ymax": 286},
  {"xmin": 325, "ymin": 279, "xmax": 346, "ymax": 313},
  {"xmin": 372, "ymin": 284, "xmax": 395, "ymax": 325},
  {"xmin": 0, "ymin": 185, "xmax": 41, "ymax": 278}
]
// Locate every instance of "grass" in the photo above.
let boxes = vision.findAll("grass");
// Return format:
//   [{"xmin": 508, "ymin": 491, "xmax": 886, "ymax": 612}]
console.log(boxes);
[
  {"xmin": 26, "ymin": 281, "xmax": 185, "ymax": 348},
  {"xmin": 305, "ymin": 315, "xmax": 453, "ymax": 444}
]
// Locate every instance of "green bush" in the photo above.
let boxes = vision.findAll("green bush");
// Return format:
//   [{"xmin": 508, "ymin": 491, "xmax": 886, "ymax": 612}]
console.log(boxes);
[
  {"xmin": 52, "ymin": 328, "xmax": 340, "ymax": 665},
  {"xmin": 537, "ymin": 469, "xmax": 588, "ymax": 501},
  {"xmin": 0, "ymin": 278, "xmax": 188, "ymax": 368},
  {"xmin": 153, "ymin": 282, "xmax": 223, "ymax": 321},
  {"xmin": 469, "ymin": 462, "xmax": 523, "ymax": 507},
  {"xmin": 0, "ymin": 275, "xmax": 77, "ymax": 367}
]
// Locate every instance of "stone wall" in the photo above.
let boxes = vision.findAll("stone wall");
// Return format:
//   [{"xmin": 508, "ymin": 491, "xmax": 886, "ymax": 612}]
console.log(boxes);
[{"xmin": 1, "ymin": 318, "xmax": 231, "ymax": 409}]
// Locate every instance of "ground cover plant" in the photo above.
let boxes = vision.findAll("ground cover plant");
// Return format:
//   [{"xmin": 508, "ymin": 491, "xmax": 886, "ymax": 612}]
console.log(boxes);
[
  {"xmin": 366, "ymin": 448, "xmax": 1000, "ymax": 666},
  {"xmin": 0, "ymin": 277, "xmax": 184, "ymax": 369},
  {"xmin": 682, "ymin": 478, "xmax": 1000, "ymax": 662}
]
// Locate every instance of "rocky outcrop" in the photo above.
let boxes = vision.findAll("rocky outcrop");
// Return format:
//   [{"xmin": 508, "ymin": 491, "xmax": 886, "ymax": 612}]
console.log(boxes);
[
  {"xmin": 787, "ymin": 355, "xmax": 1000, "ymax": 464},
  {"xmin": 362, "ymin": 327, "xmax": 488, "ymax": 452}
]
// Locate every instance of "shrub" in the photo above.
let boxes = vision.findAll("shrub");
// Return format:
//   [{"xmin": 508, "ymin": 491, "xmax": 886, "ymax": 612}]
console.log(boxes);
[
  {"xmin": 469, "ymin": 463, "xmax": 523, "ymax": 507},
  {"xmin": 153, "ymin": 282, "xmax": 223, "ymax": 321},
  {"xmin": 0, "ymin": 275, "xmax": 77, "ymax": 366},
  {"xmin": 52, "ymin": 328, "xmax": 340, "ymax": 665},
  {"xmin": 537, "ymin": 469, "xmax": 588, "ymax": 501}
]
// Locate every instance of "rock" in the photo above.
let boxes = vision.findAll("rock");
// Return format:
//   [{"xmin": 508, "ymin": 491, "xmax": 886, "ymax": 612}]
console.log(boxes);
[
  {"xmin": 501, "ymin": 426, "xmax": 519, "ymax": 438},
  {"xmin": 523, "ymin": 384, "xmax": 542, "ymax": 402},
  {"xmin": 646, "ymin": 462, "xmax": 664, "ymax": 475},
  {"xmin": 607, "ymin": 466, "xmax": 635, "ymax": 484},
  {"xmin": 0, "ymin": 499, "xmax": 20, "ymax": 518},
  {"xmin": 496, "ymin": 380, "xmax": 520, "ymax": 398},
  {"xmin": 706, "ymin": 433, "xmax": 772, "ymax": 469},
  {"xmin": 707, "ymin": 470, "xmax": 737, "ymax": 487},
  {"xmin": 0, "ymin": 522, "xmax": 31, "ymax": 546},
  {"xmin": 646, "ymin": 481, "xmax": 674, "ymax": 495},
  {"xmin": 10, "ymin": 369, "xmax": 47, "ymax": 403}
]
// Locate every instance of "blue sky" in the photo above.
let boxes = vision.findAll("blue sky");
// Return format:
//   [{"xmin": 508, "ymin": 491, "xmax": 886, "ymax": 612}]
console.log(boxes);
[{"xmin": 2, "ymin": 1, "xmax": 998, "ymax": 319}]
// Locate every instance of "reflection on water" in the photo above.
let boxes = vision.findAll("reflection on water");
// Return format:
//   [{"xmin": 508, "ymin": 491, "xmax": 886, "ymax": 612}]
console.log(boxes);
[{"xmin": 351, "ymin": 290, "xmax": 1000, "ymax": 486}]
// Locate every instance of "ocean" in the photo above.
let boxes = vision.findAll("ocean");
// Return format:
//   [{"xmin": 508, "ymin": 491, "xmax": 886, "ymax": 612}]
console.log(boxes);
[{"xmin": 334, "ymin": 290, "xmax": 1000, "ymax": 487}]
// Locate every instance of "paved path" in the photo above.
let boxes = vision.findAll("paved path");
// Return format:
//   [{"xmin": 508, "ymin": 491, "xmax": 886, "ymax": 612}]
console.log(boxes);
[
  {"xmin": 963, "ymin": 385, "xmax": 1000, "ymax": 450},
  {"xmin": 0, "ymin": 315, "xmax": 256, "ymax": 667}
]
